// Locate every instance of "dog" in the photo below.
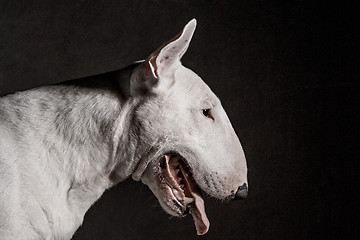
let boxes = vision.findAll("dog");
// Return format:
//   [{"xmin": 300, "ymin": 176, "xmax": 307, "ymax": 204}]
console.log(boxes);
[{"xmin": 0, "ymin": 19, "xmax": 248, "ymax": 239}]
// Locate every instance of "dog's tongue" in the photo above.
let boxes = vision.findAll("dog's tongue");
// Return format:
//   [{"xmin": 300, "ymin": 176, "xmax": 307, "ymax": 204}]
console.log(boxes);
[
  {"xmin": 178, "ymin": 164, "xmax": 210, "ymax": 235},
  {"xmin": 188, "ymin": 189, "xmax": 210, "ymax": 235}
]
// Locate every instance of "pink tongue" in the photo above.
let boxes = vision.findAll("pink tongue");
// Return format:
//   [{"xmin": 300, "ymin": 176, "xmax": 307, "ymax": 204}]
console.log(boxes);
[{"xmin": 179, "ymin": 164, "xmax": 210, "ymax": 235}]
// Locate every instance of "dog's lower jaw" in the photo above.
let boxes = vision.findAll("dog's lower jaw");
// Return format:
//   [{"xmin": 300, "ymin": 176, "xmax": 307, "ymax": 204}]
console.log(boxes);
[{"xmin": 141, "ymin": 154, "xmax": 210, "ymax": 235}]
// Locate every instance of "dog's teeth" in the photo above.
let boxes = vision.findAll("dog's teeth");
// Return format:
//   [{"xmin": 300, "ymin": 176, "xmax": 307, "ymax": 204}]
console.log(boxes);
[
  {"xmin": 184, "ymin": 197, "xmax": 194, "ymax": 204},
  {"xmin": 180, "ymin": 184, "xmax": 184, "ymax": 188}
]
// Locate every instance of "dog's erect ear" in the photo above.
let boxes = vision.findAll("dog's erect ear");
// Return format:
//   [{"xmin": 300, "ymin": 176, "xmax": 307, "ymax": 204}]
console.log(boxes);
[
  {"xmin": 145, "ymin": 18, "xmax": 197, "ymax": 78},
  {"xmin": 130, "ymin": 19, "xmax": 197, "ymax": 96}
]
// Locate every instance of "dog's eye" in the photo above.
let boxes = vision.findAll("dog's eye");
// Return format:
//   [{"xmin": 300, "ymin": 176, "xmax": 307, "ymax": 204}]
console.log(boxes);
[
  {"xmin": 203, "ymin": 109, "xmax": 210, "ymax": 117},
  {"xmin": 202, "ymin": 109, "xmax": 213, "ymax": 120}
]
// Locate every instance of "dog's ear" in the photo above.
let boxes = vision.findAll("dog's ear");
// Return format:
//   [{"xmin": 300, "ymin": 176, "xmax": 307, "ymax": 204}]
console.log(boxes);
[{"xmin": 130, "ymin": 19, "xmax": 197, "ymax": 96}]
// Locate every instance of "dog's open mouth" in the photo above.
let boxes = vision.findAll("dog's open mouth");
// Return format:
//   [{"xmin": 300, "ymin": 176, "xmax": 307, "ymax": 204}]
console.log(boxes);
[{"xmin": 160, "ymin": 154, "xmax": 210, "ymax": 235}]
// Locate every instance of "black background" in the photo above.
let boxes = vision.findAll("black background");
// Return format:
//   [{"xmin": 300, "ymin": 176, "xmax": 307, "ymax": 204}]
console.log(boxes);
[{"xmin": 1, "ymin": 1, "xmax": 359, "ymax": 239}]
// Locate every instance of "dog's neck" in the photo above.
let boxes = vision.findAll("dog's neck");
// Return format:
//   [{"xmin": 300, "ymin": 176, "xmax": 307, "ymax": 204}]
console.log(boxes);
[
  {"xmin": 1, "ymin": 70, "xmax": 142, "ymax": 237},
  {"xmin": 45, "ymin": 77, "xmax": 139, "ymax": 214}
]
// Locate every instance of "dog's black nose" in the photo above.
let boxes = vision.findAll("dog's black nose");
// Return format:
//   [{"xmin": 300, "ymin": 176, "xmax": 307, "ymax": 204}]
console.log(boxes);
[{"xmin": 234, "ymin": 183, "xmax": 248, "ymax": 200}]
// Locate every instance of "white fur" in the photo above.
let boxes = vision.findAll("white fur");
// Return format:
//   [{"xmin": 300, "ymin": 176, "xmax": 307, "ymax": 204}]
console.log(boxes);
[{"xmin": 0, "ymin": 19, "xmax": 247, "ymax": 239}]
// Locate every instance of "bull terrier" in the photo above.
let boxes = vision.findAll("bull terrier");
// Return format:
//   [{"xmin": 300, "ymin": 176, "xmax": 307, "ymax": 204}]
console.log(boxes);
[{"xmin": 0, "ymin": 19, "xmax": 248, "ymax": 239}]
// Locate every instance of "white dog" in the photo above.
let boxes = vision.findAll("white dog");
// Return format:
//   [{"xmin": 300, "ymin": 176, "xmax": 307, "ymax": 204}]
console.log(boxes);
[{"xmin": 0, "ymin": 19, "xmax": 248, "ymax": 239}]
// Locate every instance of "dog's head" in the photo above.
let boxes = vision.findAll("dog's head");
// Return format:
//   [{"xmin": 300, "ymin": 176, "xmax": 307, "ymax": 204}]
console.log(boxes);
[{"xmin": 120, "ymin": 19, "xmax": 248, "ymax": 235}]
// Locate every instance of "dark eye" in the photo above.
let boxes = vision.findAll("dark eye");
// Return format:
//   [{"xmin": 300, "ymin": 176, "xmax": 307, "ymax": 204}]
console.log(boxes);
[
  {"xmin": 203, "ymin": 109, "xmax": 210, "ymax": 117},
  {"xmin": 202, "ymin": 109, "xmax": 213, "ymax": 120}
]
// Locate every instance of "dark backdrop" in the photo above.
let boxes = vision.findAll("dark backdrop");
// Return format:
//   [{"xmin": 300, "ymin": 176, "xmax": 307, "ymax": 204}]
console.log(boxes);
[{"xmin": 0, "ymin": 1, "xmax": 359, "ymax": 239}]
